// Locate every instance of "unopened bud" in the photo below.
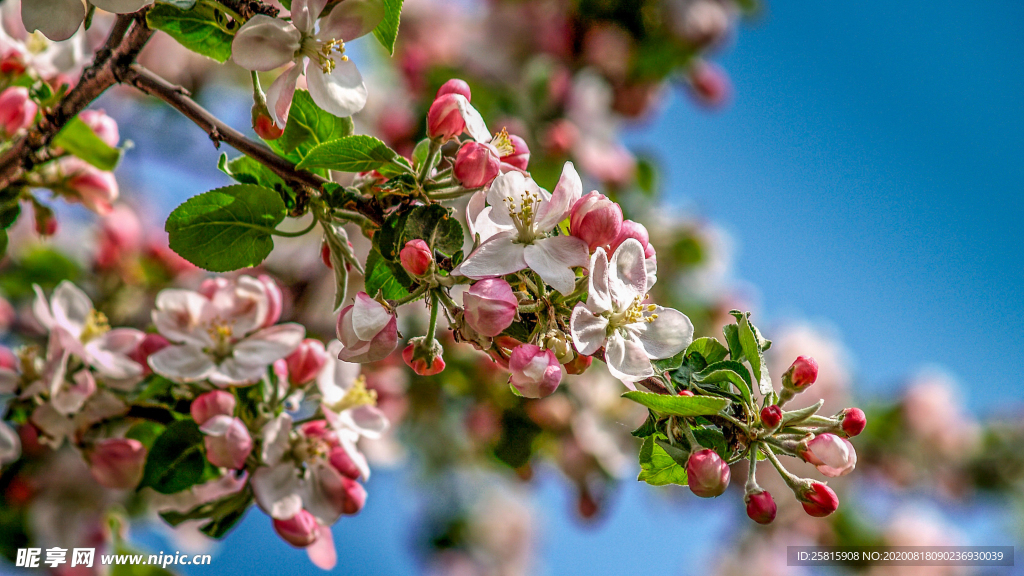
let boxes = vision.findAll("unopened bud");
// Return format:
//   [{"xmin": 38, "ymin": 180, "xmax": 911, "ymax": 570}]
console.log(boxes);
[
  {"xmin": 563, "ymin": 352, "xmax": 592, "ymax": 375},
  {"xmin": 686, "ymin": 448, "xmax": 730, "ymax": 498},
  {"xmin": 783, "ymin": 355, "xmax": 818, "ymax": 391},
  {"xmin": 501, "ymin": 134, "xmax": 530, "ymax": 171},
  {"xmin": 273, "ymin": 510, "xmax": 320, "ymax": 547},
  {"xmin": 338, "ymin": 477, "xmax": 367, "ymax": 515},
  {"xmin": 130, "ymin": 333, "xmax": 171, "ymax": 376},
  {"xmin": 252, "ymin": 102, "xmax": 283, "ymax": 140},
  {"xmin": 454, "ymin": 141, "xmax": 500, "ymax": 188},
  {"xmin": 61, "ymin": 159, "xmax": 118, "ymax": 216},
  {"xmin": 0, "ymin": 87, "xmax": 36, "ymax": 136},
  {"xmin": 688, "ymin": 61, "xmax": 731, "ymax": 108},
  {"xmin": 436, "ymin": 78, "xmax": 471, "ymax": 100},
  {"xmin": 321, "ymin": 242, "xmax": 333, "ymax": 269},
  {"xmin": 402, "ymin": 336, "xmax": 445, "ymax": 376},
  {"xmin": 570, "ymin": 191, "xmax": 623, "ymax": 251},
  {"xmin": 463, "ymin": 278, "xmax": 517, "ymax": 338},
  {"xmin": 0, "ymin": 345, "xmax": 17, "ymax": 371},
  {"xmin": 88, "ymin": 438, "xmax": 146, "ymax": 490},
  {"xmin": 609, "ymin": 219, "xmax": 655, "ymax": 258},
  {"xmin": 799, "ymin": 481, "xmax": 839, "ymax": 517},
  {"xmin": 200, "ymin": 415, "xmax": 253, "ymax": 470},
  {"xmin": 190, "ymin": 390, "xmax": 236, "ymax": 425},
  {"xmin": 336, "ymin": 292, "xmax": 399, "ymax": 363},
  {"xmin": 509, "ymin": 344, "xmax": 562, "ymax": 398},
  {"xmin": 33, "ymin": 204, "xmax": 57, "ymax": 237},
  {"xmin": 677, "ymin": 389, "xmax": 695, "ymax": 397},
  {"xmin": 399, "ymin": 239, "xmax": 433, "ymax": 276},
  {"xmin": 745, "ymin": 489, "xmax": 777, "ymax": 524},
  {"xmin": 328, "ymin": 446, "xmax": 363, "ymax": 480},
  {"xmin": 79, "ymin": 109, "xmax": 119, "ymax": 148},
  {"xmin": 760, "ymin": 405, "xmax": 783, "ymax": 429},
  {"xmin": 427, "ymin": 94, "xmax": 467, "ymax": 140},
  {"xmin": 799, "ymin": 433, "xmax": 856, "ymax": 477},
  {"xmin": 285, "ymin": 339, "xmax": 328, "ymax": 386},
  {"xmin": 840, "ymin": 408, "xmax": 866, "ymax": 437}
]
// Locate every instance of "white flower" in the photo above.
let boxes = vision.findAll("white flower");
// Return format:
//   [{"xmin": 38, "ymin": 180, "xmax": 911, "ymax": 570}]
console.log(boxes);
[
  {"xmin": 458, "ymin": 162, "xmax": 590, "ymax": 296},
  {"xmin": 231, "ymin": 0, "xmax": 384, "ymax": 123},
  {"xmin": 569, "ymin": 239, "xmax": 694, "ymax": 384},
  {"xmin": 148, "ymin": 276, "xmax": 304, "ymax": 387},
  {"xmin": 20, "ymin": 0, "xmax": 153, "ymax": 42},
  {"xmin": 32, "ymin": 281, "xmax": 145, "ymax": 393}
]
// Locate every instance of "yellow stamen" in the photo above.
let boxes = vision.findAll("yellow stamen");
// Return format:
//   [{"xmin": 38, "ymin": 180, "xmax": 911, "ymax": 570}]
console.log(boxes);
[
  {"xmin": 490, "ymin": 128, "xmax": 515, "ymax": 157},
  {"xmin": 328, "ymin": 376, "xmax": 378, "ymax": 413},
  {"xmin": 80, "ymin": 310, "xmax": 110, "ymax": 342}
]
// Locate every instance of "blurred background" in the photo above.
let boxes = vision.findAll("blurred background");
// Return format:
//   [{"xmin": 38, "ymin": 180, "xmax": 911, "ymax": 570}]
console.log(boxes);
[{"xmin": 2, "ymin": 0, "xmax": 1023, "ymax": 574}]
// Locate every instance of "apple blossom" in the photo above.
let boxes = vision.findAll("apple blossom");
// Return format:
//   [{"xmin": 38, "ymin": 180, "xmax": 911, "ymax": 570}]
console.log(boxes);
[
  {"xmin": 799, "ymin": 433, "xmax": 857, "ymax": 477},
  {"xmin": 273, "ymin": 510, "xmax": 320, "ymax": 547},
  {"xmin": 462, "ymin": 278, "xmax": 518, "ymax": 337},
  {"xmin": 200, "ymin": 415, "xmax": 254, "ymax": 470},
  {"xmin": 426, "ymin": 92, "xmax": 489, "ymax": 142},
  {"xmin": 190, "ymin": 390, "xmax": 236, "ymax": 426},
  {"xmin": 231, "ymin": 0, "xmax": 384, "ymax": 123},
  {"xmin": 87, "ymin": 438, "xmax": 146, "ymax": 489},
  {"xmin": 569, "ymin": 239, "xmax": 693, "ymax": 383},
  {"xmin": 509, "ymin": 344, "xmax": 562, "ymax": 398},
  {"xmin": 457, "ymin": 163, "xmax": 589, "ymax": 296},
  {"xmin": 286, "ymin": 339, "xmax": 329, "ymax": 386},
  {"xmin": 257, "ymin": 274, "xmax": 284, "ymax": 328},
  {"xmin": 799, "ymin": 481, "xmax": 839, "ymax": 517},
  {"xmin": 570, "ymin": 191, "xmax": 623, "ymax": 252},
  {"xmin": 436, "ymin": 78, "xmax": 471, "ymax": 100},
  {"xmin": 21, "ymin": 0, "xmax": 154, "ymax": 42},
  {"xmin": 501, "ymin": 134, "xmax": 531, "ymax": 171},
  {"xmin": 0, "ymin": 86, "xmax": 36, "ymax": 135},
  {"xmin": 147, "ymin": 275, "xmax": 305, "ymax": 386},
  {"xmin": 686, "ymin": 448, "xmax": 730, "ymax": 498},
  {"xmin": 840, "ymin": 407, "xmax": 867, "ymax": 437},
  {"xmin": 745, "ymin": 489, "xmax": 777, "ymax": 524},
  {"xmin": 335, "ymin": 292, "xmax": 398, "ymax": 363},
  {"xmin": 399, "ymin": 239, "xmax": 433, "ymax": 276},
  {"xmin": 609, "ymin": 219, "xmax": 655, "ymax": 259}
]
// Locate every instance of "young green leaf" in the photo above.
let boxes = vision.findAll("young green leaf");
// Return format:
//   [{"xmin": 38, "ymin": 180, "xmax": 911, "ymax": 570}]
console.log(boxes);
[
  {"xmin": 218, "ymin": 153, "xmax": 291, "ymax": 195},
  {"xmin": 638, "ymin": 435, "xmax": 689, "ymax": 486},
  {"xmin": 402, "ymin": 204, "xmax": 464, "ymax": 256},
  {"xmin": 372, "ymin": 0, "xmax": 404, "ymax": 55},
  {"xmin": 139, "ymin": 420, "xmax": 206, "ymax": 495},
  {"xmin": 693, "ymin": 360, "xmax": 753, "ymax": 406},
  {"xmin": 729, "ymin": 310, "xmax": 773, "ymax": 396},
  {"xmin": 685, "ymin": 337, "xmax": 729, "ymax": 365},
  {"xmin": 146, "ymin": 3, "xmax": 236, "ymax": 63},
  {"xmin": 631, "ymin": 411, "xmax": 659, "ymax": 438},
  {"xmin": 278, "ymin": 90, "xmax": 355, "ymax": 157},
  {"xmin": 652, "ymin": 349, "xmax": 685, "ymax": 372},
  {"xmin": 295, "ymin": 135, "xmax": 398, "ymax": 172},
  {"xmin": 622, "ymin": 391, "xmax": 731, "ymax": 417},
  {"xmin": 53, "ymin": 117, "xmax": 122, "ymax": 171},
  {"xmin": 166, "ymin": 184, "xmax": 286, "ymax": 272}
]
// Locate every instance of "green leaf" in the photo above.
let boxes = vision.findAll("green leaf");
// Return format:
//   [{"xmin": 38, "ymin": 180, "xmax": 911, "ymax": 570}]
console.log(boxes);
[
  {"xmin": 146, "ymin": 3, "xmax": 237, "ymax": 63},
  {"xmin": 622, "ymin": 391, "xmax": 731, "ymax": 417},
  {"xmin": 160, "ymin": 487, "xmax": 252, "ymax": 539},
  {"xmin": 729, "ymin": 310, "xmax": 773, "ymax": 396},
  {"xmin": 53, "ymin": 117, "xmax": 122, "ymax": 171},
  {"xmin": 637, "ymin": 435, "xmax": 688, "ymax": 486},
  {"xmin": 278, "ymin": 90, "xmax": 354, "ymax": 157},
  {"xmin": 218, "ymin": 153, "xmax": 290, "ymax": 193},
  {"xmin": 402, "ymin": 204, "xmax": 463, "ymax": 256},
  {"xmin": 652, "ymin": 349, "xmax": 685, "ymax": 372},
  {"xmin": 364, "ymin": 248, "xmax": 415, "ymax": 301},
  {"xmin": 693, "ymin": 360, "xmax": 753, "ymax": 405},
  {"xmin": 375, "ymin": 205, "xmax": 412, "ymax": 260},
  {"xmin": 296, "ymin": 135, "xmax": 398, "ymax": 172},
  {"xmin": 139, "ymin": 420, "xmax": 205, "ymax": 494},
  {"xmin": 166, "ymin": 184, "xmax": 286, "ymax": 272},
  {"xmin": 631, "ymin": 411, "xmax": 659, "ymax": 438},
  {"xmin": 125, "ymin": 421, "xmax": 166, "ymax": 449},
  {"xmin": 692, "ymin": 427, "xmax": 729, "ymax": 457},
  {"xmin": 0, "ymin": 229, "xmax": 7, "ymax": 258},
  {"xmin": 0, "ymin": 202, "xmax": 20, "ymax": 229},
  {"xmin": 372, "ymin": 0, "xmax": 404, "ymax": 55},
  {"xmin": 322, "ymin": 222, "xmax": 360, "ymax": 310},
  {"xmin": 685, "ymin": 337, "xmax": 729, "ymax": 365},
  {"xmin": 722, "ymin": 323, "xmax": 744, "ymax": 362}
]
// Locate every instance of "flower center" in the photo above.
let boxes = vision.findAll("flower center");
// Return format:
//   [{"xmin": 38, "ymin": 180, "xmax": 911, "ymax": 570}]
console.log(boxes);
[
  {"xmin": 608, "ymin": 295, "xmax": 658, "ymax": 330},
  {"xmin": 504, "ymin": 189, "xmax": 541, "ymax": 243},
  {"xmin": 327, "ymin": 376, "xmax": 378, "ymax": 413},
  {"xmin": 205, "ymin": 320, "xmax": 235, "ymax": 360},
  {"xmin": 80, "ymin": 310, "xmax": 110, "ymax": 343},
  {"xmin": 490, "ymin": 128, "xmax": 515, "ymax": 157},
  {"xmin": 293, "ymin": 434, "xmax": 332, "ymax": 464},
  {"xmin": 298, "ymin": 36, "xmax": 347, "ymax": 74}
]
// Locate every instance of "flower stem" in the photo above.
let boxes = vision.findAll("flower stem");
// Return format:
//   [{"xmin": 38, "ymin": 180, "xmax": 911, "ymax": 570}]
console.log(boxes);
[
  {"xmin": 427, "ymin": 291, "xmax": 440, "ymax": 342},
  {"xmin": 762, "ymin": 444, "xmax": 804, "ymax": 492},
  {"xmin": 392, "ymin": 285, "xmax": 428, "ymax": 307},
  {"xmin": 271, "ymin": 216, "xmax": 318, "ymax": 237},
  {"xmin": 418, "ymin": 139, "xmax": 442, "ymax": 184}
]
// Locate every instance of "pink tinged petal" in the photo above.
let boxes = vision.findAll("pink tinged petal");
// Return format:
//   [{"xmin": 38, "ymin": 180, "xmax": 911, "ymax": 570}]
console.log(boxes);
[
  {"xmin": 86, "ymin": 328, "xmax": 145, "ymax": 380},
  {"xmin": 252, "ymin": 463, "xmax": 304, "ymax": 520},
  {"xmin": 153, "ymin": 289, "xmax": 212, "ymax": 347},
  {"xmin": 569, "ymin": 305, "xmax": 609, "ymax": 356},
  {"xmin": 212, "ymin": 275, "xmax": 269, "ymax": 337},
  {"xmin": 208, "ymin": 359, "xmax": 268, "ymax": 387},
  {"xmin": 304, "ymin": 462, "xmax": 345, "ymax": 525},
  {"xmin": 337, "ymin": 434, "xmax": 370, "ymax": 480},
  {"xmin": 316, "ymin": 343, "xmax": 361, "ymax": 405},
  {"xmin": 586, "ymin": 248, "xmax": 612, "ymax": 313},
  {"xmin": 52, "ymin": 369, "xmax": 96, "ymax": 416},
  {"xmin": 645, "ymin": 253, "xmax": 658, "ymax": 291},
  {"xmin": 261, "ymin": 414, "xmax": 293, "ymax": 465},
  {"xmin": 290, "ymin": 0, "xmax": 327, "ymax": 33},
  {"xmin": 634, "ymin": 306, "xmax": 693, "ymax": 359},
  {"xmin": 266, "ymin": 62, "xmax": 301, "ymax": 125},
  {"xmin": 21, "ymin": 0, "xmax": 85, "ymax": 42},
  {"xmin": 318, "ymin": 0, "xmax": 384, "ymax": 41},
  {"xmin": 0, "ymin": 421, "xmax": 21, "ymax": 465},
  {"xmin": 306, "ymin": 524, "xmax": 337, "ymax": 570},
  {"xmin": 341, "ymin": 405, "xmax": 389, "ymax": 439},
  {"xmin": 350, "ymin": 294, "xmax": 391, "ymax": 341},
  {"xmin": 456, "ymin": 231, "xmax": 526, "ymax": 278},
  {"xmin": 306, "ymin": 59, "xmax": 367, "ymax": 118},
  {"xmin": 456, "ymin": 96, "xmax": 490, "ymax": 143},
  {"xmin": 231, "ymin": 16, "xmax": 302, "ymax": 71},
  {"xmin": 90, "ymin": 0, "xmax": 154, "ymax": 12},
  {"xmin": 148, "ymin": 344, "xmax": 216, "ymax": 382},
  {"xmin": 201, "ymin": 416, "xmax": 253, "ymax": 470},
  {"xmin": 523, "ymin": 235, "xmax": 589, "ymax": 296},
  {"xmin": 535, "ymin": 161, "xmax": 583, "ymax": 231},
  {"xmin": 32, "ymin": 284, "xmax": 55, "ymax": 330},
  {"xmin": 607, "ymin": 238, "xmax": 646, "ymax": 311},
  {"xmin": 50, "ymin": 280, "xmax": 93, "ymax": 338},
  {"xmin": 233, "ymin": 323, "xmax": 306, "ymax": 367},
  {"xmin": 605, "ymin": 333, "xmax": 655, "ymax": 383}
]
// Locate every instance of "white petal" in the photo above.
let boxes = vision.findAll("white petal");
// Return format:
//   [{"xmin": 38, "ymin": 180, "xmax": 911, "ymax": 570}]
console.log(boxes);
[
  {"xmin": 456, "ymin": 231, "xmax": 526, "ymax": 278},
  {"xmin": 535, "ymin": 162, "xmax": 582, "ymax": 231},
  {"xmin": 607, "ymin": 238, "xmax": 647, "ymax": 311},
  {"xmin": 211, "ymin": 275, "xmax": 268, "ymax": 338},
  {"xmin": 524, "ymin": 235, "xmax": 589, "ymax": 296},
  {"xmin": 266, "ymin": 62, "xmax": 301, "ymax": 125},
  {"xmin": 304, "ymin": 462, "xmax": 343, "ymax": 525},
  {"xmin": 21, "ymin": 0, "xmax": 84, "ymax": 41},
  {"xmin": 456, "ymin": 96, "xmax": 491, "ymax": 143},
  {"xmin": 32, "ymin": 284, "xmax": 55, "ymax": 330},
  {"xmin": 251, "ymin": 463, "xmax": 304, "ymax": 520},
  {"xmin": 231, "ymin": 15, "xmax": 302, "ymax": 72},
  {"xmin": 316, "ymin": 342, "xmax": 361, "ymax": 405},
  {"xmin": 306, "ymin": 59, "xmax": 368, "ymax": 118},
  {"xmin": 261, "ymin": 413, "xmax": 293, "ymax": 465},
  {"xmin": 208, "ymin": 359, "xmax": 267, "ymax": 387},
  {"xmin": 86, "ymin": 328, "xmax": 145, "ymax": 380},
  {"xmin": 233, "ymin": 323, "xmax": 305, "ymax": 367},
  {"xmin": 485, "ymin": 171, "xmax": 538, "ymax": 226},
  {"xmin": 148, "ymin": 344, "xmax": 216, "ymax": 383},
  {"xmin": 569, "ymin": 305, "xmax": 608, "ymax": 356},
  {"xmin": 90, "ymin": 0, "xmax": 153, "ymax": 12},
  {"xmin": 586, "ymin": 248, "xmax": 612, "ymax": 313},
  {"xmin": 605, "ymin": 333, "xmax": 654, "ymax": 383},
  {"xmin": 51, "ymin": 369, "xmax": 95, "ymax": 416},
  {"xmin": 290, "ymin": 0, "xmax": 327, "ymax": 33},
  {"xmin": 153, "ymin": 289, "xmax": 212, "ymax": 347},
  {"xmin": 0, "ymin": 369, "xmax": 19, "ymax": 395},
  {"xmin": 50, "ymin": 280, "xmax": 92, "ymax": 338},
  {"xmin": 350, "ymin": 294, "xmax": 391, "ymax": 342},
  {"xmin": 339, "ymin": 405, "xmax": 388, "ymax": 439},
  {"xmin": 645, "ymin": 253, "xmax": 658, "ymax": 291},
  {"xmin": 635, "ymin": 306, "xmax": 693, "ymax": 359},
  {"xmin": 0, "ymin": 421, "xmax": 20, "ymax": 465},
  {"xmin": 199, "ymin": 414, "xmax": 235, "ymax": 436},
  {"xmin": 318, "ymin": 0, "xmax": 384, "ymax": 41}
]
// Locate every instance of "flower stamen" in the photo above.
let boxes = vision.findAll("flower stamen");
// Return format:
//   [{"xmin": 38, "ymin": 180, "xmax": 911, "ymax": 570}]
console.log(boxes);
[
  {"xmin": 80, "ymin": 310, "xmax": 110, "ymax": 342},
  {"xmin": 328, "ymin": 376, "xmax": 378, "ymax": 412}
]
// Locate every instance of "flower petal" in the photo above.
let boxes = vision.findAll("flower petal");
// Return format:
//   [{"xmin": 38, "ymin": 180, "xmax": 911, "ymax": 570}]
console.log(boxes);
[
  {"xmin": 341, "ymin": 405, "xmax": 389, "ymax": 439},
  {"xmin": 0, "ymin": 369, "xmax": 18, "ymax": 395},
  {"xmin": 605, "ymin": 333, "xmax": 654, "ymax": 383},
  {"xmin": 0, "ymin": 421, "xmax": 20, "ymax": 465},
  {"xmin": 231, "ymin": 15, "xmax": 302, "ymax": 72},
  {"xmin": 90, "ymin": 0, "xmax": 153, "ymax": 13},
  {"xmin": 607, "ymin": 238, "xmax": 646, "ymax": 311},
  {"xmin": 316, "ymin": 341, "xmax": 361, "ymax": 405},
  {"xmin": 21, "ymin": 0, "xmax": 84, "ymax": 41},
  {"xmin": 51, "ymin": 369, "xmax": 95, "ymax": 416},
  {"xmin": 635, "ymin": 306, "xmax": 693, "ymax": 359},
  {"xmin": 148, "ymin": 344, "xmax": 216, "ymax": 383},
  {"xmin": 304, "ymin": 462, "xmax": 344, "ymax": 525},
  {"xmin": 524, "ymin": 235, "xmax": 589, "ymax": 296},
  {"xmin": 50, "ymin": 280, "xmax": 93, "ymax": 338},
  {"xmin": 306, "ymin": 523, "xmax": 337, "ymax": 570},
  {"xmin": 349, "ymin": 294, "xmax": 391, "ymax": 342},
  {"xmin": 153, "ymin": 289, "xmax": 212, "ymax": 347},
  {"xmin": 266, "ymin": 62, "xmax": 301, "ymax": 125},
  {"xmin": 586, "ymin": 248, "xmax": 612, "ymax": 313},
  {"xmin": 456, "ymin": 95, "xmax": 491, "ymax": 143},
  {"xmin": 208, "ymin": 359, "xmax": 267, "ymax": 387},
  {"xmin": 569, "ymin": 304, "xmax": 608, "ymax": 356},
  {"xmin": 32, "ymin": 284, "xmax": 55, "ymax": 330},
  {"xmin": 233, "ymin": 323, "xmax": 305, "ymax": 367},
  {"xmin": 261, "ymin": 414, "xmax": 293, "ymax": 465},
  {"xmin": 456, "ymin": 231, "xmax": 526, "ymax": 278},
  {"xmin": 290, "ymin": 0, "xmax": 327, "ymax": 34},
  {"xmin": 86, "ymin": 328, "xmax": 145, "ymax": 381},
  {"xmin": 318, "ymin": 0, "xmax": 384, "ymax": 41},
  {"xmin": 252, "ymin": 463, "xmax": 304, "ymax": 520},
  {"xmin": 306, "ymin": 59, "xmax": 367, "ymax": 118},
  {"xmin": 535, "ymin": 161, "xmax": 582, "ymax": 231}
]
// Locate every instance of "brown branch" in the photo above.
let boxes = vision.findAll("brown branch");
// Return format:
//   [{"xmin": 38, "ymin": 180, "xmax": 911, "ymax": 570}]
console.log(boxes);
[{"xmin": 215, "ymin": 0, "xmax": 279, "ymax": 19}]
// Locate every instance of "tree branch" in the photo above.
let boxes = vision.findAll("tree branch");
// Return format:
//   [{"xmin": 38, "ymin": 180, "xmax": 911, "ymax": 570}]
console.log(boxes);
[{"xmin": 214, "ymin": 0, "xmax": 279, "ymax": 19}]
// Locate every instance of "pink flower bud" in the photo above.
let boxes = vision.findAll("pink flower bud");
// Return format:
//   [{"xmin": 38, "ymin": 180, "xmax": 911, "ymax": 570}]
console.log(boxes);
[
  {"xmin": 285, "ymin": 339, "xmax": 328, "ymax": 386},
  {"xmin": 338, "ymin": 477, "xmax": 367, "ymax": 515},
  {"xmin": 321, "ymin": 242, "xmax": 333, "ymax": 269},
  {"xmin": 129, "ymin": 333, "xmax": 171, "ymax": 376},
  {"xmin": 96, "ymin": 205, "xmax": 142, "ymax": 267},
  {"xmin": 570, "ymin": 192, "xmax": 623, "ymax": 251},
  {"xmin": 800, "ymin": 481, "xmax": 839, "ymax": 517},
  {"xmin": 62, "ymin": 159, "xmax": 118, "ymax": 215},
  {"xmin": 79, "ymin": 109, "xmax": 119, "ymax": 148},
  {"xmin": 501, "ymin": 135, "xmax": 530, "ymax": 171},
  {"xmin": 677, "ymin": 389, "xmax": 695, "ymax": 397},
  {"xmin": 688, "ymin": 61, "xmax": 731, "ymax": 108},
  {"xmin": 190, "ymin": 390, "xmax": 236, "ymax": 425},
  {"xmin": 799, "ymin": 433, "xmax": 856, "ymax": 477},
  {"xmin": 328, "ymin": 446, "xmax": 363, "ymax": 480},
  {"xmin": 745, "ymin": 490, "xmax": 777, "ymax": 524},
  {"xmin": 426, "ymin": 93, "xmax": 466, "ymax": 140},
  {"xmin": 686, "ymin": 448, "xmax": 730, "ymax": 498},
  {"xmin": 88, "ymin": 438, "xmax": 146, "ymax": 489},
  {"xmin": 0, "ymin": 345, "xmax": 16, "ymax": 371},
  {"xmin": 783, "ymin": 355, "xmax": 818, "ymax": 390},
  {"xmin": 760, "ymin": 405, "xmax": 782, "ymax": 429},
  {"xmin": 402, "ymin": 341, "xmax": 445, "ymax": 376},
  {"xmin": 509, "ymin": 344, "xmax": 562, "ymax": 398},
  {"xmin": 563, "ymin": 352, "xmax": 592, "ymax": 375},
  {"xmin": 336, "ymin": 292, "xmax": 399, "ymax": 363},
  {"xmin": 0, "ymin": 87, "xmax": 36, "ymax": 135},
  {"xmin": 463, "ymin": 278, "xmax": 517, "ymax": 338},
  {"xmin": 35, "ymin": 211, "xmax": 57, "ymax": 236},
  {"xmin": 399, "ymin": 239, "xmax": 433, "ymax": 276},
  {"xmin": 273, "ymin": 510, "xmax": 320, "ymax": 547},
  {"xmin": 198, "ymin": 277, "xmax": 229, "ymax": 299},
  {"xmin": 436, "ymin": 79, "xmax": 472, "ymax": 100},
  {"xmin": 840, "ymin": 408, "xmax": 866, "ymax": 437},
  {"xmin": 258, "ymin": 274, "xmax": 283, "ymax": 327},
  {"xmin": 453, "ymin": 142, "xmax": 500, "ymax": 188},
  {"xmin": 300, "ymin": 420, "xmax": 337, "ymax": 444},
  {"xmin": 0, "ymin": 50, "xmax": 25, "ymax": 76},
  {"xmin": 609, "ymin": 219, "xmax": 655, "ymax": 258},
  {"xmin": 253, "ymin": 109, "xmax": 283, "ymax": 141},
  {"xmin": 200, "ymin": 415, "xmax": 253, "ymax": 470}
]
